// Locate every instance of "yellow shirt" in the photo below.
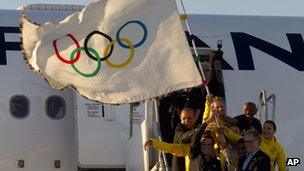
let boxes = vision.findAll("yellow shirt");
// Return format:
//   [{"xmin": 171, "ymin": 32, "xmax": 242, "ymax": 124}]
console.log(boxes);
[
  {"xmin": 260, "ymin": 136, "xmax": 287, "ymax": 171},
  {"xmin": 150, "ymin": 139, "xmax": 190, "ymax": 171},
  {"xmin": 151, "ymin": 138, "xmax": 190, "ymax": 157},
  {"xmin": 202, "ymin": 100, "xmax": 236, "ymax": 171},
  {"xmin": 203, "ymin": 100, "xmax": 212, "ymax": 122},
  {"xmin": 150, "ymin": 138, "xmax": 227, "ymax": 171}
]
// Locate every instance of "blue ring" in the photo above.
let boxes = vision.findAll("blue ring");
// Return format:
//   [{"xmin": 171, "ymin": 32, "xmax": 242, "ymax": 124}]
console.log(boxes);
[{"xmin": 116, "ymin": 20, "xmax": 148, "ymax": 49}]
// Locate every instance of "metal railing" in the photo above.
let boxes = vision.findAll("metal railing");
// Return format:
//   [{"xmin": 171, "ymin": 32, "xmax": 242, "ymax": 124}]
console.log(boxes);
[{"xmin": 258, "ymin": 90, "xmax": 276, "ymax": 122}]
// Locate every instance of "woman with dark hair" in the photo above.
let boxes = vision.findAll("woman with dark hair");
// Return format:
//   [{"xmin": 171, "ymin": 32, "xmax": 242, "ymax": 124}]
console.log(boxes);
[
  {"xmin": 189, "ymin": 133, "xmax": 222, "ymax": 171},
  {"xmin": 143, "ymin": 113, "xmax": 216, "ymax": 171},
  {"xmin": 260, "ymin": 120, "xmax": 286, "ymax": 171}
]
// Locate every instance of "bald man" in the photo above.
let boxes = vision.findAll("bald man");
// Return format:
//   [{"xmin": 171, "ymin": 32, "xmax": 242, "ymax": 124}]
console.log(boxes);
[{"xmin": 172, "ymin": 108, "xmax": 195, "ymax": 171}]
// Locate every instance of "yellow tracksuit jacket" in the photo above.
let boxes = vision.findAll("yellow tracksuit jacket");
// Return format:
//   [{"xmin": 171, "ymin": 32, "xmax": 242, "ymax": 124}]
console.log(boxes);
[
  {"xmin": 150, "ymin": 139, "xmax": 190, "ymax": 171},
  {"xmin": 260, "ymin": 136, "xmax": 287, "ymax": 171}
]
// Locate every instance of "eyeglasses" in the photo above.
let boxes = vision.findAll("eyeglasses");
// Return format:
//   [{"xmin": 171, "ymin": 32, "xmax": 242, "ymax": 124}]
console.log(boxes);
[{"xmin": 244, "ymin": 138, "xmax": 258, "ymax": 144}]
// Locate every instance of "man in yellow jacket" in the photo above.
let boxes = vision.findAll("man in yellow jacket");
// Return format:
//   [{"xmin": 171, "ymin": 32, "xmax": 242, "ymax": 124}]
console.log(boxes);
[{"xmin": 201, "ymin": 95, "xmax": 237, "ymax": 170}]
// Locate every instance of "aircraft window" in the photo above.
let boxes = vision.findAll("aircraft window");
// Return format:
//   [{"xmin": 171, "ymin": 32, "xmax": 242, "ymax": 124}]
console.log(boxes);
[
  {"xmin": 46, "ymin": 96, "xmax": 66, "ymax": 119},
  {"xmin": 10, "ymin": 95, "xmax": 30, "ymax": 119}
]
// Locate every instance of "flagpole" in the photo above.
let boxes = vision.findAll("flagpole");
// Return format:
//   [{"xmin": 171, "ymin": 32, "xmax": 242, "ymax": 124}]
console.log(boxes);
[
  {"xmin": 179, "ymin": 0, "xmax": 223, "ymax": 140},
  {"xmin": 179, "ymin": 0, "xmax": 210, "ymax": 95},
  {"xmin": 143, "ymin": 101, "xmax": 150, "ymax": 171},
  {"xmin": 153, "ymin": 99, "xmax": 169, "ymax": 171},
  {"xmin": 179, "ymin": 0, "xmax": 232, "ymax": 166}
]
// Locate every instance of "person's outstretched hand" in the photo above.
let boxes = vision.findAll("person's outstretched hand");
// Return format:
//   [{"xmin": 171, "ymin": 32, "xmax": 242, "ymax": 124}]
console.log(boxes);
[{"xmin": 144, "ymin": 139, "xmax": 153, "ymax": 150}]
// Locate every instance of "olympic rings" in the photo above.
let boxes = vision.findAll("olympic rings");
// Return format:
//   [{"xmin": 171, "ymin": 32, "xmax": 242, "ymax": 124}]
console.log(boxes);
[
  {"xmin": 116, "ymin": 20, "xmax": 148, "ymax": 49},
  {"xmin": 84, "ymin": 30, "xmax": 114, "ymax": 62},
  {"xmin": 105, "ymin": 38, "xmax": 135, "ymax": 68},
  {"xmin": 53, "ymin": 34, "xmax": 81, "ymax": 64},
  {"xmin": 70, "ymin": 47, "xmax": 102, "ymax": 77},
  {"xmin": 52, "ymin": 20, "xmax": 148, "ymax": 77}
]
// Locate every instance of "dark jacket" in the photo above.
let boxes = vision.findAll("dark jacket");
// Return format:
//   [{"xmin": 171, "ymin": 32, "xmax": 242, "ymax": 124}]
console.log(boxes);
[
  {"xmin": 238, "ymin": 149, "xmax": 271, "ymax": 171},
  {"xmin": 234, "ymin": 115, "xmax": 262, "ymax": 134},
  {"xmin": 188, "ymin": 123, "xmax": 221, "ymax": 171},
  {"xmin": 172, "ymin": 123, "xmax": 195, "ymax": 171},
  {"xmin": 190, "ymin": 155, "xmax": 221, "ymax": 171}
]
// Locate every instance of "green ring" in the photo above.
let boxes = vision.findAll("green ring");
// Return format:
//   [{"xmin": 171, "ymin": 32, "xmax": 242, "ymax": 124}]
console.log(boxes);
[{"xmin": 70, "ymin": 47, "xmax": 102, "ymax": 77}]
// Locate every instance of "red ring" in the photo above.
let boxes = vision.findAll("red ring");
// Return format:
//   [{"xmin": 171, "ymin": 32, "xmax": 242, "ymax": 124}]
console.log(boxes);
[
  {"xmin": 52, "ymin": 34, "xmax": 81, "ymax": 64},
  {"xmin": 202, "ymin": 80, "xmax": 209, "ymax": 86}
]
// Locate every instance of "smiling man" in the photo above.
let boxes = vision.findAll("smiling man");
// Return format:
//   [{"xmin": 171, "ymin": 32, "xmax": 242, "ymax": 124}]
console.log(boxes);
[{"xmin": 233, "ymin": 102, "xmax": 262, "ymax": 134}]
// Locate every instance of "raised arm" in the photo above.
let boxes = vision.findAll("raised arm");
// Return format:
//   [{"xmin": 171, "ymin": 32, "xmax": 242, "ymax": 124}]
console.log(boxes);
[{"xmin": 144, "ymin": 138, "xmax": 190, "ymax": 157}]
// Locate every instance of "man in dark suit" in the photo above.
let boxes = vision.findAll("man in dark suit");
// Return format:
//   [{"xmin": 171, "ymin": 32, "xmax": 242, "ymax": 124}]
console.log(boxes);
[{"xmin": 238, "ymin": 129, "xmax": 270, "ymax": 171}]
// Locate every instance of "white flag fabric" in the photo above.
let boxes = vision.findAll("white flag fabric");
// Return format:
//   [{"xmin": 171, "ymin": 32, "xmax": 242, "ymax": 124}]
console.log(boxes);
[{"xmin": 20, "ymin": 0, "xmax": 202, "ymax": 104}]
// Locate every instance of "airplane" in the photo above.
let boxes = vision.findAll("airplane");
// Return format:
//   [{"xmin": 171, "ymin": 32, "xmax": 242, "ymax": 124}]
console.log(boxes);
[{"xmin": 0, "ymin": 3, "xmax": 302, "ymax": 171}]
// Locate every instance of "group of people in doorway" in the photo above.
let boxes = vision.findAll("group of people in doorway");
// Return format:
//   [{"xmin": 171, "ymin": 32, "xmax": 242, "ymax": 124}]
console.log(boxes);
[{"xmin": 144, "ymin": 95, "xmax": 286, "ymax": 171}]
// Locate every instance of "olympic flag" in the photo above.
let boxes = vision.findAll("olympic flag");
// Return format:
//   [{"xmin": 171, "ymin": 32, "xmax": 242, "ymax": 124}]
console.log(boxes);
[{"xmin": 20, "ymin": 0, "xmax": 202, "ymax": 104}]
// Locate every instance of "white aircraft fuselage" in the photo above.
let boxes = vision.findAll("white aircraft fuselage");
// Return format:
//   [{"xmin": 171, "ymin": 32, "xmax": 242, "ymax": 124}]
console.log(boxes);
[{"xmin": 0, "ymin": 9, "xmax": 302, "ymax": 171}]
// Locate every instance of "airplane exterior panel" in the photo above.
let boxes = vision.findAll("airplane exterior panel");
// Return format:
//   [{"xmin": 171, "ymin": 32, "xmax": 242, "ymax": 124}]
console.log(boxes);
[
  {"xmin": 0, "ymin": 8, "xmax": 303, "ymax": 170},
  {"xmin": 0, "ymin": 10, "xmax": 77, "ymax": 171},
  {"xmin": 75, "ymin": 96, "xmax": 130, "ymax": 168},
  {"xmin": 189, "ymin": 14, "xmax": 304, "ymax": 171}
]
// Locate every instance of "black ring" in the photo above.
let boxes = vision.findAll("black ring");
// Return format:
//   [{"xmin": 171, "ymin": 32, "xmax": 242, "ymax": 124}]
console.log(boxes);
[{"xmin": 84, "ymin": 30, "xmax": 114, "ymax": 61}]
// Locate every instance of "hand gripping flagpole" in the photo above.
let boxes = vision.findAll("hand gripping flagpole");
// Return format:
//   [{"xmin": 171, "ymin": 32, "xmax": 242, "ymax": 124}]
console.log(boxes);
[
  {"xmin": 179, "ymin": 0, "xmax": 222, "ymax": 143},
  {"xmin": 179, "ymin": 0, "xmax": 210, "ymax": 95},
  {"xmin": 179, "ymin": 2, "xmax": 231, "ymax": 166}
]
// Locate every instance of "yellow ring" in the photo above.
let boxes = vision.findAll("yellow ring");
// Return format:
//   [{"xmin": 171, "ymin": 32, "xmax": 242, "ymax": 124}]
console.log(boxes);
[
  {"xmin": 180, "ymin": 14, "xmax": 188, "ymax": 21},
  {"xmin": 104, "ymin": 38, "xmax": 135, "ymax": 68}
]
